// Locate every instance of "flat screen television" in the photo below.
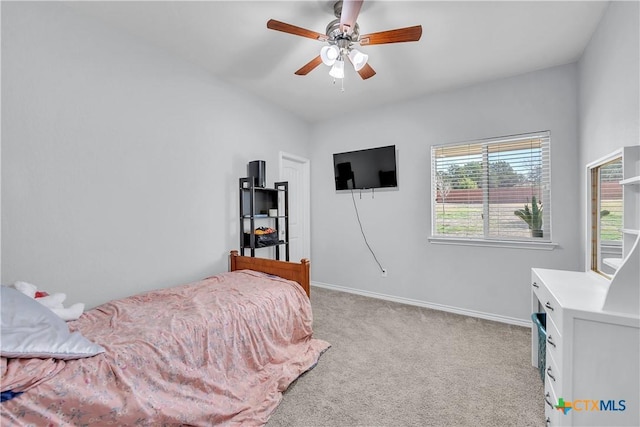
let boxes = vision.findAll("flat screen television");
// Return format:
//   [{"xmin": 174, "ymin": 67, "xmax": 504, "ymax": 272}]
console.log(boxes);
[{"xmin": 333, "ymin": 145, "xmax": 397, "ymax": 190}]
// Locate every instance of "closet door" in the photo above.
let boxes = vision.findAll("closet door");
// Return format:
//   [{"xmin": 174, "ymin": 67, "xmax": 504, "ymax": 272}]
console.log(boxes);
[{"xmin": 280, "ymin": 152, "xmax": 310, "ymax": 262}]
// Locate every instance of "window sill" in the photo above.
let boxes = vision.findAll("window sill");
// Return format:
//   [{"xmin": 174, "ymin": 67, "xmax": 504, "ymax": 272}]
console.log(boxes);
[{"xmin": 428, "ymin": 236, "xmax": 558, "ymax": 250}]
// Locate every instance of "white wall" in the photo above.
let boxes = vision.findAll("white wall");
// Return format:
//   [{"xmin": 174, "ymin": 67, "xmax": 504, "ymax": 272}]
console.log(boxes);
[
  {"xmin": 0, "ymin": 0, "xmax": 3, "ymax": 288},
  {"xmin": 3, "ymin": 1, "xmax": 636, "ymax": 325},
  {"xmin": 578, "ymin": 1, "xmax": 640, "ymax": 266},
  {"xmin": 1, "ymin": 2, "xmax": 310, "ymax": 308},
  {"xmin": 310, "ymin": 64, "xmax": 581, "ymax": 323}
]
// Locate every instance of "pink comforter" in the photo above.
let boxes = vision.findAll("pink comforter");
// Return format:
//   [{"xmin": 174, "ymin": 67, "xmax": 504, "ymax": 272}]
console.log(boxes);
[{"xmin": 1, "ymin": 270, "xmax": 330, "ymax": 426}]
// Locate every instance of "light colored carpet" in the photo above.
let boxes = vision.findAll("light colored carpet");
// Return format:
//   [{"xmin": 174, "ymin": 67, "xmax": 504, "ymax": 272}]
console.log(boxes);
[{"xmin": 267, "ymin": 286, "xmax": 545, "ymax": 426}]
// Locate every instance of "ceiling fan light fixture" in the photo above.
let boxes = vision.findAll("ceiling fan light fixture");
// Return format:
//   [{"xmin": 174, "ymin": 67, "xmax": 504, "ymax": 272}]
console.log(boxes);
[
  {"xmin": 320, "ymin": 45, "xmax": 340, "ymax": 66},
  {"xmin": 348, "ymin": 48, "xmax": 368, "ymax": 71},
  {"xmin": 329, "ymin": 59, "xmax": 345, "ymax": 79}
]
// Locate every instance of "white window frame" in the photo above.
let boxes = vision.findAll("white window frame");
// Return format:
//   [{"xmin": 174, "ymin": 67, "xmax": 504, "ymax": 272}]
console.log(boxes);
[{"xmin": 428, "ymin": 131, "xmax": 557, "ymax": 250}]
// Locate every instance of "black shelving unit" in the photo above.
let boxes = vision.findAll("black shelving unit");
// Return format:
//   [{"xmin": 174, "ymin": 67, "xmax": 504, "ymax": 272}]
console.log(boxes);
[{"xmin": 239, "ymin": 177, "xmax": 289, "ymax": 261}]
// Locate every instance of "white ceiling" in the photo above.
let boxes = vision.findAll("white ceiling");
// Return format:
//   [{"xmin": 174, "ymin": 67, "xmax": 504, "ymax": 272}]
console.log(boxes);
[{"xmin": 65, "ymin": 1, "xmax": 609, "ymax": 123}]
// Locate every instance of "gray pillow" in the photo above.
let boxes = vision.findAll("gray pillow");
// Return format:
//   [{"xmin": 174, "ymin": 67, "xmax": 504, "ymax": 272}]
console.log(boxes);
[{"xmin": 1, "ymin": 286, "xmax": 105, "ymax": 359}]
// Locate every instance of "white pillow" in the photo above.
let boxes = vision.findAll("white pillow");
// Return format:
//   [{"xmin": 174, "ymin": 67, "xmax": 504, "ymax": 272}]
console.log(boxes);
[{"xmin": 0, "ymin": 286, "xmax": 105, "ymax": 359}]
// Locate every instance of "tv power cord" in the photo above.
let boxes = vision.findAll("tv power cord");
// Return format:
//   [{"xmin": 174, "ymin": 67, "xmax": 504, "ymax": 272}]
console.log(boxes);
[{"xmin": 350, "ymin": 189, "xmax": 385, "ymax": 275}]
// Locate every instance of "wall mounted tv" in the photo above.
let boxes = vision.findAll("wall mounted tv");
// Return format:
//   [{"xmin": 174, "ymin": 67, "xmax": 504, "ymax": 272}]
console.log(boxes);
[{"xmin": 333, "ymin": 145, "xmax": 397, "ymax": 191}]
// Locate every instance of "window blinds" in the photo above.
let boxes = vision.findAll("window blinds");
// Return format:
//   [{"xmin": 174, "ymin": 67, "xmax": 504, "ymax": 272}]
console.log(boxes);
[{"xmin": 432, "ymin": 131, "xmax": 551, "ymax": 241}]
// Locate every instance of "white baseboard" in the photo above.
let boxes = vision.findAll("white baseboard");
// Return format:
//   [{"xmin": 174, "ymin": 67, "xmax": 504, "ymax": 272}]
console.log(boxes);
[{"xmin": 311, "ymin": 281, "xmax": 532, "ymax": 328}]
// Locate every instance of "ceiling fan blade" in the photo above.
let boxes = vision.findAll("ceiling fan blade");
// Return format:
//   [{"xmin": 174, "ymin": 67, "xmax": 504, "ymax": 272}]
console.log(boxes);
[
  {"xmin": 340, "ymin": 0, "xmax": 364, "ymax": 35},
  {"xmin": 356, "ymin": 63, "xmax": 376, "ymax": 80},
  {"xmin": 267, "ymin": 19, "xmax": 328, "ymax": 42},
  {"xmin": 295, "ymin": 56, "xmax": 323, "ymax": 76},
  {"xmin": 359, "ymin": 25, "xmax": 422, "ymax": 45}
]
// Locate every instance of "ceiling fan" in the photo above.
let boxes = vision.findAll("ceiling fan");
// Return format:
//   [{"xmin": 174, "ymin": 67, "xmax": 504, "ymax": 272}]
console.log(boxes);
[{"xmin": 267, "ymin": 0, "xmax": 422, "ymax": 80}]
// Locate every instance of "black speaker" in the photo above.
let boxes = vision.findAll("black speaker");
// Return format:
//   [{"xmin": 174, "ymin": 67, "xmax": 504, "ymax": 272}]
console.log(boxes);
[{"xmin": 247, "ymin": 160, "xmax": 266, "ymax": 188}]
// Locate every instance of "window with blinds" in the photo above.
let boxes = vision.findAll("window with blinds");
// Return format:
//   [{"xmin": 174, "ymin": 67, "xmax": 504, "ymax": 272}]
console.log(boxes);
[{"xmin": 431, "ymin": 131, "xmax": 551, "ymax": 242}]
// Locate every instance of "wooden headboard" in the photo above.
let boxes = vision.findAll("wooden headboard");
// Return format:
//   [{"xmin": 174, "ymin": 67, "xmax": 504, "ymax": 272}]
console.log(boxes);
[{"xmin": 229, "ymin": 250, "xmax": 310, "ymax": 297}]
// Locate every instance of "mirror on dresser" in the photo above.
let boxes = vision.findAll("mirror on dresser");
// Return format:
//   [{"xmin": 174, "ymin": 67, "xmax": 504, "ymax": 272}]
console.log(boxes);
[{"xmin": 588, "ymin": 155, "xmax": 624, "ymax": 277}]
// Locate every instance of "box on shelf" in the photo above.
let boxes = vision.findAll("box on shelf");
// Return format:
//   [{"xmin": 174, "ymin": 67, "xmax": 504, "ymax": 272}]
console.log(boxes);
[{"xmin": 244, "ymin": 229, "xmax": 278, "ymax": 248}]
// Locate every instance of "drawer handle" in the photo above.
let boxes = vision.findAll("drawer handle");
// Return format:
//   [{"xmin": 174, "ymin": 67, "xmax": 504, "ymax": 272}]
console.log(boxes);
[
  {"xmin": 547, "ymin": 335, "xmax": 556, "ymax": 348},
  {"xmin": 546, "ymin": 366, "xmax": 556, "ymax": 382},
  {"xmin": 532, "ymin": 282, "xmax": 539, "ymax": 288},
  {"xmin": 546, "ymin": 417, "xmax": 551, "ymax": 426},
  {"xmin": 545, "ymin": 392, "xmax": 554, "ymax": 408},
  {"xmin": 544, "ymin": 301, "xmax": 554, "ymax": 311}
]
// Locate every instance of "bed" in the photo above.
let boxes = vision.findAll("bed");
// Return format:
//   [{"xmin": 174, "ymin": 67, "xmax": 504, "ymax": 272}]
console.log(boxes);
[{"xmin": 1, "ymin": 251, "xmax": 329, "ymax": 426}]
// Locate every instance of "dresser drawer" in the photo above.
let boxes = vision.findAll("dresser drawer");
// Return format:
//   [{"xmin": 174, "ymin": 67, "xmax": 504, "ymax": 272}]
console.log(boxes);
[
  {"xmin": 545, "ymin": 350, "xmax": 562, "ymax": 399},
  {"xmin": 544, "ymin": 383, "xmax": 562, "ymax": 426},
  {"xmin": 545, "ymin": 313, "xmax": 563, "ymax": 365},
  {"xmin": 532, "ymin": 272, "xmax": 563, "ymax": 331}
]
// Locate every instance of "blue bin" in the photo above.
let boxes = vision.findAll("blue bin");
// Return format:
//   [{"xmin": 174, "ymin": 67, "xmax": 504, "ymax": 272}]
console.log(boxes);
[{"xmin": 531, "ymin": 312, "xmax": 546, "ymax": 382}]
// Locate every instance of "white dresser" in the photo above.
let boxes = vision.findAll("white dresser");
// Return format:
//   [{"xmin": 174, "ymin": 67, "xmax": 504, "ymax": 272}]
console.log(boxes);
[{"xmin": 531, "ymin": 268, "xmax": 639, "ymax": 426}]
